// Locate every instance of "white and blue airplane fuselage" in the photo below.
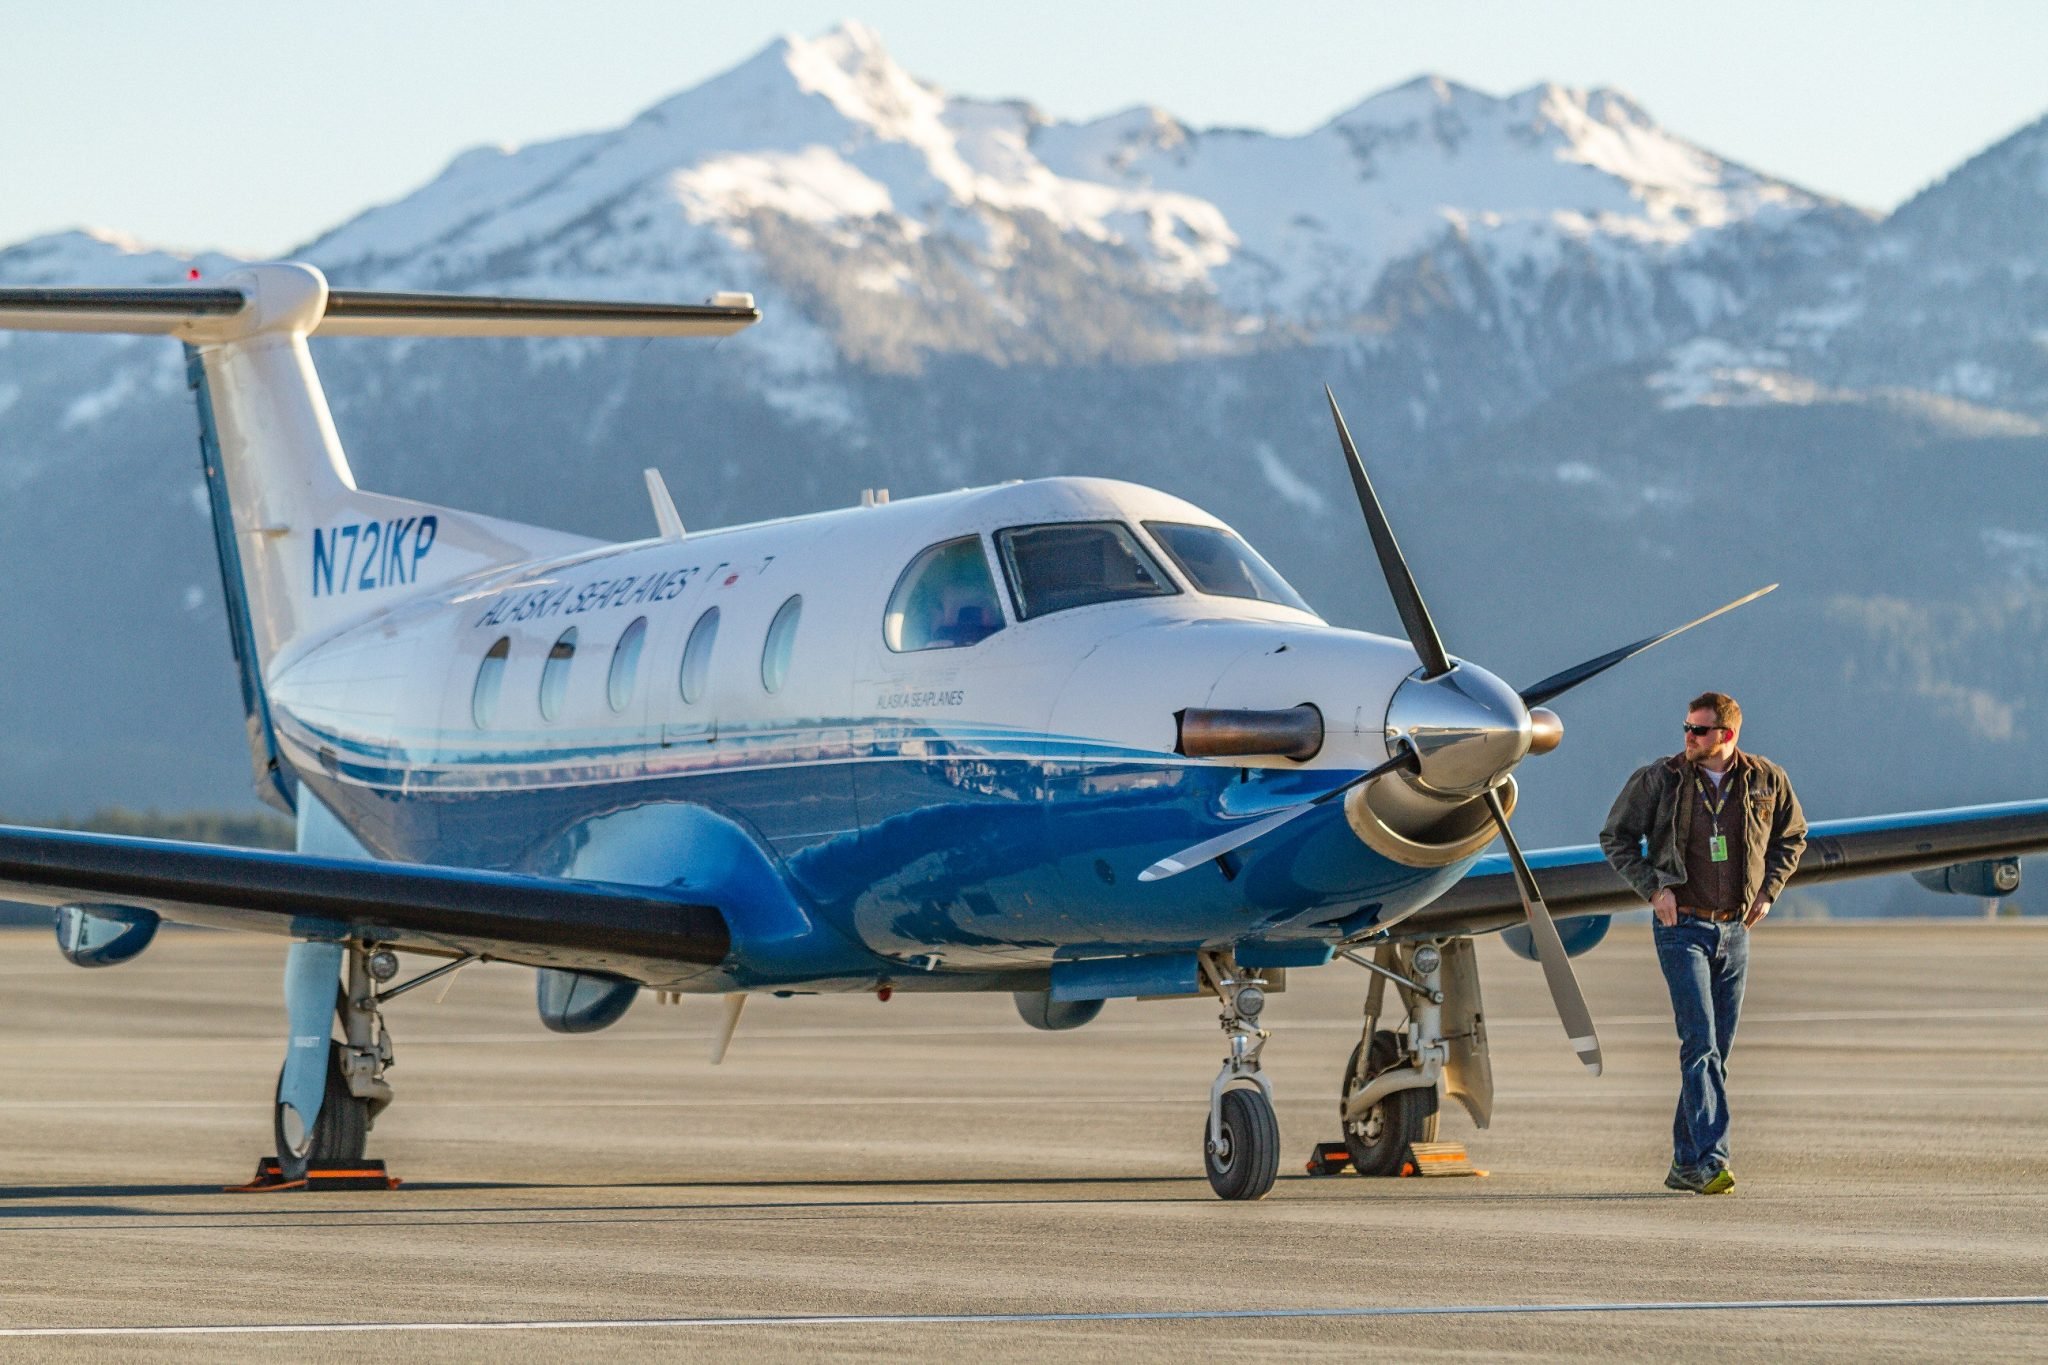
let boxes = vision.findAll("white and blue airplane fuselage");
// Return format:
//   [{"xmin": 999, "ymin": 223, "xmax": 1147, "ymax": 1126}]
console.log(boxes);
[{"xmin": 276, "ymin": 473, "xmax": 1464, "ymax": 992}]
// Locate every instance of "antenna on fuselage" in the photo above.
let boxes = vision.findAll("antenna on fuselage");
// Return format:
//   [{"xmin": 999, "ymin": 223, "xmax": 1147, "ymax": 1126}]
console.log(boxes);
[{"xmin": 645, "ymin": 468, "xmax": 686, "ymax": 541}]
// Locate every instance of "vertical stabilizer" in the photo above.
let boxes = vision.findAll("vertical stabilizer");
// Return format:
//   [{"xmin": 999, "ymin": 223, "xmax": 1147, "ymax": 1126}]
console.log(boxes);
[
  {"xmin": 0, "ymin": 263, "xmax": 759, "ymax": 809},
  {"xmin": 186, "ymin": 264, "xmax": 595, "ymax": 668}
]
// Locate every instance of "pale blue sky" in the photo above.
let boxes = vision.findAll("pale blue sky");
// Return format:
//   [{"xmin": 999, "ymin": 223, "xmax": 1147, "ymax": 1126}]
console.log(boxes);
[{"xmin": 2, "ymin": 1, "xmax": 2042, "ymax": 257}]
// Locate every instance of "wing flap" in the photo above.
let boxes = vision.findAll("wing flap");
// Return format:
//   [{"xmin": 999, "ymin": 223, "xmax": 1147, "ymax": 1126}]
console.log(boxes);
[
  {"xmin": 0, "ymin": 825, "xmax": 729, "ymax": 979},
  {"xmin": 1406, "ymin": 798, "xmax": 2048, "ymax": 938}
]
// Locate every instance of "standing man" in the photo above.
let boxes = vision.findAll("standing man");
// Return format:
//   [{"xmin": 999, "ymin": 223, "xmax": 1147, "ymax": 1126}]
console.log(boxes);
[{"xmin": 1599, "ymin": 692, "xmax": 1807, "ymax": 1195}]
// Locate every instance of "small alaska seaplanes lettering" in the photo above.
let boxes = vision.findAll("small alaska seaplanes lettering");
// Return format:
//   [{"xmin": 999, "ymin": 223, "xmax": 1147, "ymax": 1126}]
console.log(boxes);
[
  {"xmin": 877, "ymin": 689, "xmax": 966, "ymax": 709},
  {"xmin": 470, "ymin": 555, "xmax": 778, "ymax": 628},
  {"xmin": 311, "ymin": 516, "xmax": 438, "ymax": 597},
  {"xmin": 475, "ymin": 567, "xmax": 699, "ymax": 628}
]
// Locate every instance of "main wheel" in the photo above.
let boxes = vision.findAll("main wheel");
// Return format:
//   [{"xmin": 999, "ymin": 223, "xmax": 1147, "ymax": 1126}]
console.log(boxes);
[
  {"xmin": 1203, "ymin": 1086, "xmax": 1280, "ymax": 1200},
  {"xmin": 1341, "ymin": 1029, "xmax": 1439, "ymax": 1176},
  {"xmin": 274, "ymin": 1042, "xmax": 369, "ymax": 1180}
]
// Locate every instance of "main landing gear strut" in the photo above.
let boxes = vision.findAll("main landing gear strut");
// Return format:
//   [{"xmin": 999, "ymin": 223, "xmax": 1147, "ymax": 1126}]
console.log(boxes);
[
  {"xmin": 275, "ymin": 941, "xmax": 396, "ymax": 1180},
  {"xmin": 1199, "ymin": 951, "xmax": 1280, "ymax": 1200},
  {"xmin": 1337, "ymin": 941, "xmax": 1444, "ymax": 1174}
]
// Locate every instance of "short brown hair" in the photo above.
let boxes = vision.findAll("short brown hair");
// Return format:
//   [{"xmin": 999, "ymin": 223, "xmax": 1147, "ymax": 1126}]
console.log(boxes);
[{"xmin": 1688, "ymin": 692, "xmax": 1742, "ymax": 730}]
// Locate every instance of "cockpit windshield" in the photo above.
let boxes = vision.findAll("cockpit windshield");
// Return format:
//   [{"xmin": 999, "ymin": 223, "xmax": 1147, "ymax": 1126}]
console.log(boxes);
[
  {"xmin": 1143, "ymin": 521, "xmax": 1314, "ymax": 614},
  {"xmin": 996, "ymin": 521, "xmax": 1176, "ymax": 620}
]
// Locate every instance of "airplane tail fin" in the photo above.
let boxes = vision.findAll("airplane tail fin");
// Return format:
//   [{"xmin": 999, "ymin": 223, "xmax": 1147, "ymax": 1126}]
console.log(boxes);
[{"xmin": 0, "ymin": 263, "xmax": 758, "ymax": 809}]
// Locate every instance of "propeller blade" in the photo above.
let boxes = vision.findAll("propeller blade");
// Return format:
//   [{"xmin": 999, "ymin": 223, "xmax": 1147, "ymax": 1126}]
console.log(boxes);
[
  {"xmin": 1517, "ymin": 584, "xmax": 1778, "ymax": 709},
  {"xmin": 1481, "ymin": 787, "xmax": 1603, "ymax": 1076},
  {"xmin": 1324, "ymin": 386, "xmax": 1454, "ymax": 680},
  {"xmin": 1139, "ymin": 746, "xmax": 1417, "ymax": 882}
]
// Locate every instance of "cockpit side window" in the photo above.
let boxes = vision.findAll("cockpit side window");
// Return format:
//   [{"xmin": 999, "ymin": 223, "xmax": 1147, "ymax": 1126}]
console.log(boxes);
[
  {"xmin": 885, "ymin": 536, "xmax": 1006, "ymax": 652},
  {"xmin": 1142, "ymin": 521, "xmax": 1315, "ymax": 614},
  {"xmin": 995, "ymin": 521, "xmax": 1176, "ymax": 621}
]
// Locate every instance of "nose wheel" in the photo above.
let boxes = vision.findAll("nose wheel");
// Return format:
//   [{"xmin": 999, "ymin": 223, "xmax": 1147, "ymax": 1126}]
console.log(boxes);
[
  {"xmin": 1199, "ymin": 953, "xmax": 1280, "ymax": 1200},
  {"xmin": 1203, "ymin": 1086, "xmax": 1279, "ymax": 1200}
]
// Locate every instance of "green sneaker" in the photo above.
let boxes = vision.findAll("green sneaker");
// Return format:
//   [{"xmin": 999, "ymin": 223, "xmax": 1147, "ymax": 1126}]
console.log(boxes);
[
  {"xmin": 1699, "ymin": 1167, "xmax": 1735, "ymax": 1195},
  {"xmin": 1664, "ymin": 1164, "xmax": 1705, "ymax": 1193}
]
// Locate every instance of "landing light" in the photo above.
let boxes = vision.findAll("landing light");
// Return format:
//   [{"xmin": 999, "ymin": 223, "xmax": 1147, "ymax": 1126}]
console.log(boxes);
[
  {"xmin": 367, "ymin": 949, "xmax": 400, "ymax": 982},
  {"xmin": 1412, "ymin": 945, "xmax": 1442, "ymax": 976}
]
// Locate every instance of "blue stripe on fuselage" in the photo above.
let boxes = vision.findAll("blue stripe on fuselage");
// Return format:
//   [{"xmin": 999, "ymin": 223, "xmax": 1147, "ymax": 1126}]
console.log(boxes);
[{"xmin": 282, "ymin": 714, "xmax": 1465, "ymax": 970}]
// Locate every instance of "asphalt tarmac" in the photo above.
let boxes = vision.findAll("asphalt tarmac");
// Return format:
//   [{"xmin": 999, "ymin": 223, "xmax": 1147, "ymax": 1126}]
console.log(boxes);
[{"xmin": 0, "ymin": 920, "xmax": 2042, "ymax": 1361}]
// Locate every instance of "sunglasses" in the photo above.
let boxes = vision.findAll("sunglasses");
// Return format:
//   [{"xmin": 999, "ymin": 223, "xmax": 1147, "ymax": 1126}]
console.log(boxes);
[{"xmin": 1681, "ymin": 723, "xmax": 1725, "ymax": 738}]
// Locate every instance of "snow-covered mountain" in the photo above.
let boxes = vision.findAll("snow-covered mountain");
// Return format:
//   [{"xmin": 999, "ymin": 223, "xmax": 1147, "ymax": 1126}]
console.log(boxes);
[
  {"xmin": 295, "ymin": 22, "xmax": 1864, "ymax": 391},
  {"xmin": 0, "ymin": 23, "xmax": 2043, "ymax": 905}
]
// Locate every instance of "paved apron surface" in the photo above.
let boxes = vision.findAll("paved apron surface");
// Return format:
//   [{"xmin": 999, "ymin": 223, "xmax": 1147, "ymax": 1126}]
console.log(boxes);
[{"xmin": 0, "ymin": 921, "xmax": 2041, "ymax": 1361}]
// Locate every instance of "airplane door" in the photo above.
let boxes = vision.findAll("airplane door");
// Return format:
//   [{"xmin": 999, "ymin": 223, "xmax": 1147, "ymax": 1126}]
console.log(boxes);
[
  {"xmin": 846, "ymin": 534, "xmax": 1071, "ymax": 964},
  {"xmin": 853, "ymin": 534, "xmax": 1059, "ymax": 829}
]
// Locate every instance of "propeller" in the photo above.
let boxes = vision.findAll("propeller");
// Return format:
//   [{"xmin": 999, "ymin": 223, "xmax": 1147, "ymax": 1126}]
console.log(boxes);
[
  {"xmin": 1326, "ymin": 387, "xmax": 1452, "ymax": 679},
  {"xmin": 1142, "ymin": 385, "xmax": 1772, "ymax": 1075},
  {"xmin": 1517, "ymin": 583, "xmax": 1778, "ymax": 708},
  {"xmin": 1482, "ymin": 787, "xmax": 1602, "ymax": 1075},
  {"xmin": 1137, "ymin": 744, "xmax": 1418, "ymax": 882}
]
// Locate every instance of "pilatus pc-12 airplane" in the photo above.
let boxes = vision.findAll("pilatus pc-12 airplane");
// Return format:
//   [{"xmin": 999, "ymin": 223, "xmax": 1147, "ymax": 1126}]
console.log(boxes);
[{"xmin": 2, "ymin": 264, "xmax": 2044, "ymax": 1199}]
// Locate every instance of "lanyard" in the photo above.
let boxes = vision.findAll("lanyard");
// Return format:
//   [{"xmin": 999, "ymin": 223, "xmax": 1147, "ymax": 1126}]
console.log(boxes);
[{"xmin": 1694, "ymin": 769, "xmax": 1734, "ymax": 830}]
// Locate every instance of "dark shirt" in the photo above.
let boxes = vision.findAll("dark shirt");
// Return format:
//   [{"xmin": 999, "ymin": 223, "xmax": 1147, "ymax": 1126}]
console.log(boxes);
[{"xmin": 1682, "ymin": 765, "xmax": 1744, "ymax": 912}]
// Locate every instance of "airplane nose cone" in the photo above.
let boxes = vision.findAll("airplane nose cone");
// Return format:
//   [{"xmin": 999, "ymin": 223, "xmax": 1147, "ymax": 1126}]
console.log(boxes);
[{"xmin": 1384, "ymin": 662, "xmax": 1531, "ymax": 796}]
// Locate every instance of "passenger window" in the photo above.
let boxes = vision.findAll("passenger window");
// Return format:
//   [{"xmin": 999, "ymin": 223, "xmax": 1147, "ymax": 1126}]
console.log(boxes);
[
  {"xmin": 1143, "ymin": 521, "xmax": 1314, "ymax": 613},
  {"xmin": 471, "ymin": 637, "xmax": 510, "ymax": 729},
  {"xmin": 539, "ymin": 627, "xmax": 577, "ymax": 721},
  {"xmin": 996, "ymin": 521, "xmax": 1175, "ymax": 620},
  {"xmin": 761, "ymin": 595, "xmax": 802, "ymax": 694},
  {"xmin": 885, "ymin": 537, "xmax": 1005, "ymax": 652},
  {"xmin": 608, "ymin": 617, "xmax": 647, "ymax": 713},
  {"xmin": 679, "ymin": 607, "xmax": 719, "ymax": 704}
]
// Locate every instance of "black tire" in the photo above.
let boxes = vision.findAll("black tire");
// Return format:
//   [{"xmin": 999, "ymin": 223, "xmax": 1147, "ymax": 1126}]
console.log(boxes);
[
  {"xmin": 1341, "ymin": 1029, "xmax": 1439, "ymax": 1177},
  {"xmin": 274, "ymin": 1042, "xmax": 369, "ymax": 1180},
  {"xmin": 1203, "ymin": 1086, "xmax": 1280, "ymax": 1201}
]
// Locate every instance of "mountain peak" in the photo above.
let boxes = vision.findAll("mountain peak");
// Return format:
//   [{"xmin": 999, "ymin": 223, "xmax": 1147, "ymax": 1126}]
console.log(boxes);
[
  {"xmin": 637, "ymin": 21, "xmax": 940, "ymax": 146},
  {"xmin": 1326, "ymin": 73, "xmax": 1491, "ymax": 129},
  {"xmin": 1885, "ymin": 107, "xmax": 2048, "ymax": 263}
]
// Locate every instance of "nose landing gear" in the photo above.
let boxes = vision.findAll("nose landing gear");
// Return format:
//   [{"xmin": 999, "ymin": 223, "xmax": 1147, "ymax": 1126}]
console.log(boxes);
[{"xmin": 1199, "ymin": 952, "xmax": 1279, "ymax": 1200}]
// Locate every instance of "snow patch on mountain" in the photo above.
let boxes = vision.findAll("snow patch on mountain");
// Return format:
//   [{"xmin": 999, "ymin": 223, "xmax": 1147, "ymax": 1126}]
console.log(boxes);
[
  {"xmin": 1253, "ymin": 442, "xmax": 1327, "ymax": 514},
  {"xmin": 1648, "ymin": 338, "xmax": 1832, "ymax": 408}
]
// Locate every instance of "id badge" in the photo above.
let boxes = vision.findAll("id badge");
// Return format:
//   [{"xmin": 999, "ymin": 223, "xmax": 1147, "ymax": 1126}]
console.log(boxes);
[{"xmin": 1709, "ymin": 833, "xmax": 1729, "ymax": 863}]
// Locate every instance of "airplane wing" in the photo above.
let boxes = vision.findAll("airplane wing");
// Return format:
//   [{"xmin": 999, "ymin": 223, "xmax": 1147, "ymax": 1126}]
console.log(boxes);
[
  {"xmin": 1402, "ymin": 798, "xmax": 2048, "ymax": 939},
  {"xmin": 0, "ymin": 825, "xmax": 729, "ymax": 983}
]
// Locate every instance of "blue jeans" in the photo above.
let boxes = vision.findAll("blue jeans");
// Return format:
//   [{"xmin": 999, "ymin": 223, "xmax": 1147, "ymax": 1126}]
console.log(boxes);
[{"xmin": 1653, "ymin": 916, "xmax": 1749, "ymax": 1174}]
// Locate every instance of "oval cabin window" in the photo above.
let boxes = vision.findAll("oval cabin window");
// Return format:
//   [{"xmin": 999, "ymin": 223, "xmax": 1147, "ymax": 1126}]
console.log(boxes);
[
  {"xmin": 471, "ymin": 636, "xmax": 511, "ymax": 729},
  {"xmin": 885, "ymin": 537, "xmax": 1005, "ymax": 652},
  {"xmin": 608, "ymin": 617, "xmax": 647, "ymax": 713},
  {"xmin": 539, "ymin": 626, "xmax": 578, "ymax": 721},
  {"xmin": 679, "ymin": 607, "xmax": 719, "ymax": 705},
  {"xmin": 761, "ymin": 595, "xmax": 802, "ymax": 694}
]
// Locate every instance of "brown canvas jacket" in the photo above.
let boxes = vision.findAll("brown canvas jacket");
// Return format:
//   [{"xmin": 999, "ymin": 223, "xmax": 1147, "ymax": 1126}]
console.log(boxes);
[{"xmin": 1599, "ymin": 750, "xmax": 1808, "ymax": 911}]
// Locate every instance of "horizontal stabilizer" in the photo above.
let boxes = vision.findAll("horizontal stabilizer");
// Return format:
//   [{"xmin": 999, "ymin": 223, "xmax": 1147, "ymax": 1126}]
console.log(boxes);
[{"xmin": 0, "ymin": 283, "xmax": 759, "ymax": 339}]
